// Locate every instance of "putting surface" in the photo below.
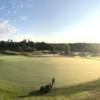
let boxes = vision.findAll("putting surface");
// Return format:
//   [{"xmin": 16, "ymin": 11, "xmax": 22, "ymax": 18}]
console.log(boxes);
[{"xmin": 0, "ymin": 55, "xmax": 100, "ymax": 89}]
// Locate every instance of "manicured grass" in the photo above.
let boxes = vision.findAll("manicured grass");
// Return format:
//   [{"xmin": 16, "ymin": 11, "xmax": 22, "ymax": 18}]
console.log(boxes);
[{"xmin": 0, "ymin": 55, "xmax": 100, "ymax": 99}]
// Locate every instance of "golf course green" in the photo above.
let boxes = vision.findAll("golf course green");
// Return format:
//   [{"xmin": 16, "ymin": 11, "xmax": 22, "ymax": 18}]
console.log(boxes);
[{"xmin": 0, "ymin": 55, "xmax": 100, "ymax": 100}]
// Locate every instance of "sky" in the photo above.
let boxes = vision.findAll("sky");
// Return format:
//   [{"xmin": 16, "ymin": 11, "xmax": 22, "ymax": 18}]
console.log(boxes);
[{"xmin": 0, "ymin": 0, "xmax": 100, "ymax": 43}]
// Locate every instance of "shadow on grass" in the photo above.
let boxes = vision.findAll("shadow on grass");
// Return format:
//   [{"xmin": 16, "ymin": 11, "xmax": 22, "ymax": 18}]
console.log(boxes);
[
  {"xmin": 19, "ymin": 78, "xmax": 100, "ymax": 98},
  {"xmin": 49, "ymin": 78, "xmax": 100, "ymax": 96},
  {"xmin": 19, "ymin": 90, "xmax": 50, "ymax": 98}
]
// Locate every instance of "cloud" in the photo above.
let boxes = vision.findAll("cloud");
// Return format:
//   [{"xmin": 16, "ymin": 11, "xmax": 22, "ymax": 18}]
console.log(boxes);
[
  {"xmin": 13, "ymin": 10, "xmax": 17, "ymax": 14},
  {"xmin": 12, "ymin": 33, "xmax": 34, "ymax": 41},
  {"xmin": 6, "ymin": 11, "xmax": 11, "ymax": 15},
  {"xmin": 19, "ymin": 4, "xmax": 24, "ymax": 8},
  {"xmin": 0, "ymin": 6, "xmax": 5, "ymax": 10},
  {"xmin": 20, "ymin": 16, "xmax": 28, "ymax": 21},
  {"xmin": 0, "ymin": 20, "xmax": 18, "ymax": 37},
  {"xmin": 26, "ymin": 4, "xmax": 31, "ymax": 7}
]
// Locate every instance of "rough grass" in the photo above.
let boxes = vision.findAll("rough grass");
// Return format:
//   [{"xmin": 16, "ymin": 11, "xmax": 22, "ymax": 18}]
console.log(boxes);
[{"xmin": 0, "ymin": 56, "xmax": 100, "ymax": 99}]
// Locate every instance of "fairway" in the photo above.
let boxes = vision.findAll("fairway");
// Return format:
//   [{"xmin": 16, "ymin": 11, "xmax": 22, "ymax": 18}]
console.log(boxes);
[{"xmin": 0, "ymin": 55, "xmax": 100, "ymax": 90}]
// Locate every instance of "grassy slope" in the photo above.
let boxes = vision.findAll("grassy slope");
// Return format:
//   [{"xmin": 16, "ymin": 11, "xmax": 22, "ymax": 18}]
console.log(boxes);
[
  {"xmin": 20, "ymin": 79, "xmax": 100, "ymax": 100},
  {"xmin": 0, "ymin": 56, "xmax": 100, "ymax": 99}
]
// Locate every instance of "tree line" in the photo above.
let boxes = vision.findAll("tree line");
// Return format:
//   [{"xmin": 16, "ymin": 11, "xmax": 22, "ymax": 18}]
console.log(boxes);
[{"xmin": 0, "ymin": 39, "xmax": 100, "ymax": 55}]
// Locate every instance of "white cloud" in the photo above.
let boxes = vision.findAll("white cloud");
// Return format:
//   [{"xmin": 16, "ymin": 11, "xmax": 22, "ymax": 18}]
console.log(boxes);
[
  {"xmin": 26, "ymin": 4, "xmax": 31, "ymax": 7},
  {"xmin": 13, "ymin": 10, "xmax": 17, "ymax": 14},
  {"xmin": 20, "ymin": 16, "xmax": 28, "ymax": 21},
  {"xmin": 6, "ymin": 11, "xmax": 11, "ymax": 15},
  {"xmin": 12, "ymin": 33, "xmax": 34, "ymax": 41},
  {"xmin": 13, "ymin": 19, "xmax": 17, "ymax": 22},
  {"xmin": 0, "ymin": 6, "xmax": 5, "ymax": 10},
  {"xmin": 0, "ymin": 20, "xmax": 18, "ymax": 37},
  {"xmin": 19, "ymin": 4, "xmax": 24, "ymax": 8}
]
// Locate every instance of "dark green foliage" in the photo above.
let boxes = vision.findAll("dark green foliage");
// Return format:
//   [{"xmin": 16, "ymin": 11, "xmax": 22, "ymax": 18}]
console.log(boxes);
[
  {"xmin": 69, "ymin": 43, "xmax": 100, "ymax": 54},
  {"xmin": 35, "ymin": 42, "xmax": 53, "ymax": 50},
  {"xmin": 0, "ymin": 39, "xmax": 100, "ymax": 55}
]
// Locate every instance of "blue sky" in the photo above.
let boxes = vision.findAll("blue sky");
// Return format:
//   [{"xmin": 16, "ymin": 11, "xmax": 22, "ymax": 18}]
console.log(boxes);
[{"xmin": 0, "ymin": 0, "xmax": 100, "ymax": 43}]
